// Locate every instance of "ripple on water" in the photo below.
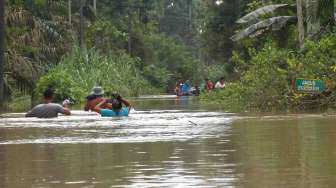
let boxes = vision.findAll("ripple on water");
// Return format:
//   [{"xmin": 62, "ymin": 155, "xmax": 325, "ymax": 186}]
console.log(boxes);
[{"xmin": 0, "ymin": 110, "xmax": 234, "ymax": 145}]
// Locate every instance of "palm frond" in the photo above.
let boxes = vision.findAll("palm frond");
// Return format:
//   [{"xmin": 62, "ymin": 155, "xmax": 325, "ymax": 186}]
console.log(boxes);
[
  {"xmin": 34, "ymin": 17, "xmax": 62, "ymax": 41},
  {"xmin": 231, "ymin": 16, "xmax": 297, "ymax": 41},
  {"xmin": 6, "ymin": 50, "xmax": 41, "ymax": 86},
  {"xmin": 5, "ymin": 8, "xmax": 32, "ymax": 26},
  {"xmin": 48, "ymin": 0, "xmax": 68, "ymax": 10},
  {"xmin": 236, "ymin": 4, "xmax": 289, "ymax": 24}
]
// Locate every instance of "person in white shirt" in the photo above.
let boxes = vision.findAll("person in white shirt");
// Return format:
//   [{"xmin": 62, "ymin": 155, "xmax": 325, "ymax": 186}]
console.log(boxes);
[{"xmin": 215, "ymin": 77, "xmax": 226, "ymax": 89}]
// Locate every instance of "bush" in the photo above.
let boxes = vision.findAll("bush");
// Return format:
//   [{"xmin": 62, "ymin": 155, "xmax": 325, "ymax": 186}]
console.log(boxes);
[
  {"xmin": 202, "ymin": 43, "xmax": 291, "ymax": 112},
  {"xmin": 37, "ymin": 46, "xmax": 158, "ymax": 103},
  {"xmin": 201, "ymin": 33, "xmax": 336, "ymax": 112},
  {"xmin": 142, "ymin": 33, "xmax": 203, "ymax": 88}
]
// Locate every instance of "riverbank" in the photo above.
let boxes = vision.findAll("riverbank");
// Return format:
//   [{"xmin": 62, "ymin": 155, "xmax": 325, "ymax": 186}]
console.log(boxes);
[{"xmin": 200, "ymin": 34, "xmax": 336, "ymax": 113}]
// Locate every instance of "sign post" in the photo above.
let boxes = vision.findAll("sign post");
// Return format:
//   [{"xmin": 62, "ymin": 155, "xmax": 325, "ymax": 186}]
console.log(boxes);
[{"xmin": 295, "ymin": 79, "xmax": 325, "ymax": 93}]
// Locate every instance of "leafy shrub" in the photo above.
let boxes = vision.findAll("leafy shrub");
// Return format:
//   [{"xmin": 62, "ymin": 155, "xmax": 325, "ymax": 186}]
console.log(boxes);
[
  {"xmin": 202, "ymin": 33, "xmax": 336, "ymax": 112},
  {"xmin": 37, "ymin": 46, "xmax": 158, "ymax": 103},
  {"xmin": 202, "ymin": 43, "xmax": 291, "ymax": 112},
  {"xmin": 142, "ymin": 33, "xmax": 202, "ymax": 88},
  {"xmin": 86, "ymin": 20, "xmax": 128, "ymax": 54}
]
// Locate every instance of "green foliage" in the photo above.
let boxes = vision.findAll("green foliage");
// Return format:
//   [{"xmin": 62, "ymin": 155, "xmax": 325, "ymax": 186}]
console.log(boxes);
[
  {"xmin": 202, "ymin": 0, "xmax": 241, "ymax": 63},
  {"xmin": 4, "ymin": 0, "xmax": 72, "ymax": 102},
  {"xmin": 200, "ymin": 83, "xmax": 248, "ymax": 112},
  {"xmin": 201, "ymin": 33, "xmax": 336, "ymax": 112},
  {"xmin": 86, "ymin": 15, "xmax": 203, "ymax": 90},
  {"xmin": 86, "ymin": 20, "xmax": 128, "ymax": 53},
  {"xmin": 37, "ymin": 69, "xmax": 82, "ymax": 102},
  {"xmin": 7, "ymin": 92, "xmax": 31, "ymax": 112},
  {"xmin": 37, "ymin": 47, "xmax": 158, "ymax": 103},
  {"xmin": 202, "ymin": 43, "xmax": 291, "ymax": 112},
  {"xmin": 125, "ymin": 32, "xmax": 203, "ymax": 88},
  {"xmin": 200, "ymin": 64, "xmax": 228, "ymax": 82}
]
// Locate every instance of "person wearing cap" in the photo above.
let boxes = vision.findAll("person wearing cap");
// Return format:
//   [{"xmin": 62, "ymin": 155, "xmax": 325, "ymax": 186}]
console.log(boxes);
[
  {"xmin": 25, "ymin": 88, "xmax": 71, "ymax": 118},
  {"xmin": 94, "ymin": 94, "xmax": 131, "ymax": 117},
  {"xmin": 84, "ymin": 86, "xmax": 112, "ymax": 112}
]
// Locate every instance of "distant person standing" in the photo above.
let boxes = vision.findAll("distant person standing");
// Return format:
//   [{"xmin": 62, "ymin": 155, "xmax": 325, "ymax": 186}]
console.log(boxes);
[
  {"xmin": 215, "ymin": 77, "xmax": 226, "ymax": 89},
  {"xmin": 25, "ymin": 88, "xmax": 71, "ymax": 118},
  {"xmin": 174, "ymin": 80, "xmax": 183, "ymax": 96},
  {"xmin": 181, "ymin": 80, "xmax": 191, "ymax": 95},
  {"xmin": 205, "ymin": 78, "xmax": 214, "ymax": 91}
]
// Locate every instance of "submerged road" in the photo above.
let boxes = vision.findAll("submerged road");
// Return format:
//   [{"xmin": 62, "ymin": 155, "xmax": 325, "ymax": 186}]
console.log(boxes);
[{"xmin": 0, "ymin": 95, "xmax": 335, "ymax": 188}]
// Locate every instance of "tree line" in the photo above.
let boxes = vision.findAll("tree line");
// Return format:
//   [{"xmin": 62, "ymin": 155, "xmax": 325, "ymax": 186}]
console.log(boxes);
[{"xmin": 0, "ymin": 0, "xmax": 335, "ymax": 111}]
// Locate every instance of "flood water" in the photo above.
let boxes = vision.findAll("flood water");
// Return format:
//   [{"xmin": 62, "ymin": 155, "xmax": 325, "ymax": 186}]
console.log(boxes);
[{"xmin": 0, "ymin": 95, "xmax": 336, "ymax": 188}]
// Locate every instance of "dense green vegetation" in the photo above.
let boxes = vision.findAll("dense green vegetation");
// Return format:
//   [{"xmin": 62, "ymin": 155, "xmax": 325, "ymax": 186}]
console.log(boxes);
[
  {"xmin": 201, "ymin": 34, "xmax": 336, "ymax": 112},
  {"xmin": 37, "ymin": 47, "xmax": 158, "ymax": 103},
  {"xmin": 201, "ymin": 0, "xmax": 336, "ymax": 112},
  {"xmin": 1, "ymin": 0, "xmax": 215, "ymax": 108},
  {"xmin": 0, "ymin": 0, "xmax": 335, "ymax": 112}
]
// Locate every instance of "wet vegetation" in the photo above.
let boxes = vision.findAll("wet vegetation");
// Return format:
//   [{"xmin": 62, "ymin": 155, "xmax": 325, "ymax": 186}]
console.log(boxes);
[
  {"xmin": 0, "ymin": 0, "xmax": 335, "ymax": 112},
  {"xmin": 201, "ymin": 0, "xmax": 336, "ymax": 112}
]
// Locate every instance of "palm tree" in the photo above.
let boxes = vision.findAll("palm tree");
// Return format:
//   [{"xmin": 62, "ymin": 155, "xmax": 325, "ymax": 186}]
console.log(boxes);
[{"xmin": 4, "ymin": 1, "xmax": 71, "ymax": 106}]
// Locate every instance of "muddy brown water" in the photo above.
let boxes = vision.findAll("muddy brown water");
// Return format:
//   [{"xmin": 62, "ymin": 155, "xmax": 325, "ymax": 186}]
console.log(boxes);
[{"xmin": 0, "ymin": 95, "xmax": 335, "ymax": 188}]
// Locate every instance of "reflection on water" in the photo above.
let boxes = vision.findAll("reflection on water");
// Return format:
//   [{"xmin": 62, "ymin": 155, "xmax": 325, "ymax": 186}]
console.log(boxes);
[{"xmin": 0, "ymin": 96, "xmax": 336, "ymax": 187}]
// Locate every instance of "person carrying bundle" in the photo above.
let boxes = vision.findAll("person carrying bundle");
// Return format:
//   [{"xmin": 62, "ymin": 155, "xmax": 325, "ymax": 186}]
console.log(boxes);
[{"xmin": 94, "ymin": 94, "xmax": 131, "ymax": 117}]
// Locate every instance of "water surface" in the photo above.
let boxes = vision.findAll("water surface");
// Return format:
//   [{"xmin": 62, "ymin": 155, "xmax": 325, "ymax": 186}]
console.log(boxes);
[{"xmin": 0, "ymin": 96, "xmax": 335, "ymax": 188}]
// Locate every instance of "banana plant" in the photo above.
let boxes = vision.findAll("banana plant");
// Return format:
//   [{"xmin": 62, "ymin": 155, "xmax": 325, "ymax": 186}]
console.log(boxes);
[
  {"xmin": 231, "ymin": 3, "xmax": 296, "ymax": 41},
  {"xmin": 232, "ymin": 0, "xmax": 335, "ymax": 42},
  {"xmin": 232, "ymin": 16, "xmax": 297, "ymax": 41},
  {"xmin": 236, "ymin": 4, "xmax": 289, "ymax": 24}
]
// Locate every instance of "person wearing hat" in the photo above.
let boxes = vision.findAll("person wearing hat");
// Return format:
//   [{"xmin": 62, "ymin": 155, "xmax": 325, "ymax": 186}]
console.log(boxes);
[{"xmin": 84, "ymin": 86, "xmax": 112, "ymax": 112}]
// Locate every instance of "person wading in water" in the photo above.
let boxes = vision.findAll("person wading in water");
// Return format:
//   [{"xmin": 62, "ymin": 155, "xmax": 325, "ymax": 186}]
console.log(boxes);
[
  {"xmin": 94, "ymin": 94, "xmax": 131, "ymax": 117},
  {"xmin": 84, "ymin": 86, "xmax": 112, "ymax": 112},
  {"xmin": 25, "ymin": 88, "xmax": 71, "ymax": 118}
]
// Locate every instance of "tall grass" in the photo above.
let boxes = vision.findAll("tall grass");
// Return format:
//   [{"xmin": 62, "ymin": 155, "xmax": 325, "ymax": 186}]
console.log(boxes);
[{"xmin": 37, "ymin": 46, "xmax": 159, "ymax": 103}]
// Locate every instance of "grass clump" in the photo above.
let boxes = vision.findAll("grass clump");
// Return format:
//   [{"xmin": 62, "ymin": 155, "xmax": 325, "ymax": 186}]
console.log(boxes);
[{"xmin": 37, "ymin": 46, "xmax": 159, "ymax": 103}]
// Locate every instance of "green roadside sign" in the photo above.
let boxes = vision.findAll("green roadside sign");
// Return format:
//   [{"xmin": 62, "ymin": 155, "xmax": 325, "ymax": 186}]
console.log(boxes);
[{"xmin": 295, "ymin": 79, "xmax": 325, "ymax": 93}]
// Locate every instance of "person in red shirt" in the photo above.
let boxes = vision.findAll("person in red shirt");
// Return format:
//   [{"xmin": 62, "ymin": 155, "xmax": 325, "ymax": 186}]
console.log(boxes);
[
  {"xmin": 205, "ymin": 78, "xmax": 214, "ymax": 91},
  {"xmin": 174, "ymin": 80, "xmax": 183, "ymax": 96}
]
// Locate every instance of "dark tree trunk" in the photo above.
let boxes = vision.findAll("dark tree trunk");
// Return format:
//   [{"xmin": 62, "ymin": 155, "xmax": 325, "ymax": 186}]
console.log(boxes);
[
  {"xmin": 296, "ymin": 0, "xmax": 305, "ymax": 48},
  {"xmin": 68, "ymin": 0, "xmax": 71, "ymax": 24},
  {"xmin": 306, "ymin": 0, "xmax": 320, "ymax": 38},
  {"xmin": 80, "ymin": 0, "xmax": 85, "ymax": 50},
  {"xmin": 0, "ymin": 0, "xmax": 5, "ymax": 109},
  {"xmin": 128, "ymin": 8, "xmax": 132, "ymax": 55},
  {"xmin": 93, "ymin": 0, "xmax": 96, "ymax": 15},
  {"xmin": 188, "ymin": 0, "xmax": 192, "ymax": 32}
]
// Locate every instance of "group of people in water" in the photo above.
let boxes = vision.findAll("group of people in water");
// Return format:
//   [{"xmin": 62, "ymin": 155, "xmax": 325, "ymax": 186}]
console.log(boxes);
[
  {"xmin": 25, "ymin": 86, "xmax": 131, "ymax": 118},
  {"xmin": 174, "ymin": 77, "xmax": 226, "ymax": 96},
  {"xmin": 25, "ymin": 77, "xmax": 226, "ymax": 118}
]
